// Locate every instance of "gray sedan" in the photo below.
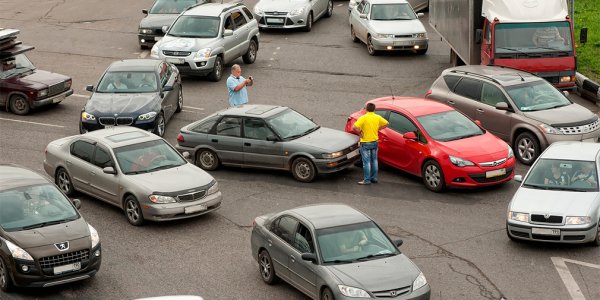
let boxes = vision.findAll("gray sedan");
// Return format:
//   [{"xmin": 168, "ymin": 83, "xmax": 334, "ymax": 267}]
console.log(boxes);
[
  {"xmin": 507, "ymin": 142, "xmax": 600, "ymax": 245},
  {"xmin": 250, "ymin": 204, "xmax": 431, "ymax": 299},
  {"xmin": 43, "ymin": 127, "xmax": 222, "ymax": 226},
  {"xmin": 253, "ymin": 0, "xmax": 333, "ymax": 31},
  {"xmin": 175, "ymin": 105, "xmax": 360, "ymax": 182}
]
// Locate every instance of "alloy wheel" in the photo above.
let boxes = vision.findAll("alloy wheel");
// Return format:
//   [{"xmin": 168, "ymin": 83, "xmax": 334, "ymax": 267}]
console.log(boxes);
[
  {"xmin": 58, "ymin": 171, "xmax": 71, "ymax": 193},
  {"xmin": 259, "ymin": 253, "xmax": 271, "ymax": 280},
  {"xmin": 327, "ymin": 1, "xmax": 333, "ymax": 15},
  {"xmin": 367, "ymin": 36, "xmax": 375, "ymax": 55},
  {"xmin": 178, "ymin": 89, "xmax": 183, "ymax": 110},
  {"xmin": 295, "ymin": 161, "xmax": 312, "ymax": 180},
  {"xmin": 127, "ymin": 200, "xmax": 141, "ymax": 222},
  {"xmin": 425, "ymin": 164, "xmax": 441, "ymax": 188},
  {"xmin": 0, "ymin": 258, "xmax": 6, "ymax": 289},
  {"xmin": 248, "ymin": 42, "xmax": 257, "ymax": 62},
  {"xmin": 517, "ymin": 138, "xmax": 535, "ymax": 163},
  {"xmin": 155, "ymin": 114, "xmax": 165, "ymax": 137},
  {"xmin": 215, "ymin": 59, "xmax": 222, "ymax": 79}
]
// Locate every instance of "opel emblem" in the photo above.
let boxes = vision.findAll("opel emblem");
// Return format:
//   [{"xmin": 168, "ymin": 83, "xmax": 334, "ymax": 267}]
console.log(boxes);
[
  {"xmin": 54, "ymin": 241, "xmax": 70, "ymax": 252},
  {"xmin": 544, "ymin": 213, "xmax": 550, "ymax": 219}
]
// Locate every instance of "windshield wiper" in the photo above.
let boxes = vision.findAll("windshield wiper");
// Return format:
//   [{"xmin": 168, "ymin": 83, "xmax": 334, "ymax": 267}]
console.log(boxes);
[
  {"xmin": 546, "ymin": 103, "xmax": 569, "ymax": 109},
  {"xmin": 522, "ymin": 183, "xmax": 548, "ymax": 190},
  {"xmin": 22, "ymin": 219, "xmax": 68, "ymax": 230},
  {"xmin": 356, "ymin": 252, "xmax": 396, "ymax": 261},
  {"xmin": 496, "ymin": 47, "xmax": 530, "ymax": 56},
  {"xmin": 326, "ymin": 259, "xmax": 355, "ymax": 264},
  {"xmin": 146, "ymin": 164, "xmax": 176, "ymax": 173}
]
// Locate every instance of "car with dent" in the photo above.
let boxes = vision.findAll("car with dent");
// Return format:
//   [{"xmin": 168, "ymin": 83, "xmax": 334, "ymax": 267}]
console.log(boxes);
[{"xmin": 253, "ymin": 0, "xmax": 333, "ymax": 31}]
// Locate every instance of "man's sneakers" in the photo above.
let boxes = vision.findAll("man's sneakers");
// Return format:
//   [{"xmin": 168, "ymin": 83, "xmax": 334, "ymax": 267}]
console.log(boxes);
[{"xmin": 357, "ymin": 180, "xmax": 370, "ymax": 185}]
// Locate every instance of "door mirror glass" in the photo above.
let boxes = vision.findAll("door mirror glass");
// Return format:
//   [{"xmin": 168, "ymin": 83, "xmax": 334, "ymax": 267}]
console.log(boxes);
[
  {"xmin": 103, "ymin": 166, "xmax": 117, "ymax": 175},
  {"xmin": 266, "ymin": 135, "xmax": 279, "ymax": 142},
  {"xmin": 514, "ymin": 175, "xmax": 523, "ymax": 182},
  {"xmin": 359, "ymin": 13, "xmax": 367, "ymax": 19},
  {"xmin": 301, "ymin": 253, "xmax": 317, "ymax": 263},
  {"xmin": 72, "ymin": 199, "xmax": 82, "ymax": 210},
  {"xmin": 403, "ymin": 132, "xmax": 417, "ymax": 140},
  {"xmin": 162, "ymin": 25, "xmax": 169, "ymax": 33},
  {"xmin": 142, "ymin": 9, "xmax": 148, "ymax": 14},
  {"xmin": 580, "ymin": 27, "xmax": 588, "ymax": 44},
  {"xmin": 417, "ymin": 12, "xmax": 424, "ymax": 18},
  {"xmin": 393, "ymin": 239, "xmax": 403, "ymax": 247},
  {"xmin": 223, "ymin": 29, "xmax": 233, "ymax": 37},
  {"xmin": 495, "ymin": 102, "xmax": 509, "ymax": 111},
  {"xmin": 86, "ymin": 85, "xmax": 94, "ymax": 92},
  {"xmin": 163, "ymin": 85, "xmax": 173, "ymax": 92}
]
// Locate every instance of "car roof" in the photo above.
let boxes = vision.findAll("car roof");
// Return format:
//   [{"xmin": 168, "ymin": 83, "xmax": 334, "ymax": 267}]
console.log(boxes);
[
  {"xmin": 367, "ymin": 0, "xmax": 409, "ymax": 4},
  {"xmin": 107, "ymin": 59, "xmax": 161, "ymax": 72},
  {"xmin": 286, "ymin": 204, "xmax": 371, "ymax": 229},
  {"xmin": 184, "ymin": 3, "xmax": 244, "ymax": 17},
  {"xmin": 540, "ymin": 142, "xmax": 600, "ymax": 161},
  {"xmin": 443, "ymin": 65, "xmax": 544, "ymax": 87},
  {"xmin": 218, "ymin": 104, "xmax": 289, "ymax": 118},
  {"xmin": 367, "ymin": 96, "xmax": 454, "ymax": 117},
  {"xmin": 81, "ymin": 127, "xmax": 162, "ymax": 148},
  {"xmin": 0, "ymin": 164, "xmax": 50, "ymax": 191}
]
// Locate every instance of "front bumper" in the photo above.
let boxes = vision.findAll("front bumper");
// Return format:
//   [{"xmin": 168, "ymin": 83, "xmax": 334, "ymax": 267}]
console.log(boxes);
[
  {"xmin": 31, "ymin": 89, "xmax": 73, "ymax": 108},
  {"xmin": 334, "ymin": 284, "xmax": 431, "ymax": 300},
  {"xmin": 443, "ymin": 158, "xmax": 515, "ymax": 188},
  {"xmin": 138, "ymin": 33, "xmax": 163, "ymax": 47},
  {"xmin": 155, "ymin": 52, "xmax": 217, "ymax": 76},
  {"xmin": 80, "ymin": 116, "xmax": 156, "ymax": 133},
  {"xmin": 256, "ymin": 13, "xmax": 308, "ymax": 29},
  {"xmin": 142, "ymin": 191, "xmax": 223, "ymax": 221},
  {"xmin": 507, "ymin": 221, "xmax": 598, "ymax": 243},
  {"xmin": 371, "ymin": 36, "xmax": 428, "ymax": 51},
  {"xmin": 540, "ymin": 131, "xmax": 600, "ymax": 149},
  {"xmin": 312, "ymin": 146, "xmax": 360, "ymax": 174}
]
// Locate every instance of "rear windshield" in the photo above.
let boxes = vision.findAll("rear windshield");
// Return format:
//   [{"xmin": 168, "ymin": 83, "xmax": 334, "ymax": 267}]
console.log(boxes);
[{"xmin": 150, "ymin": 0, "xmax": 198, "ymax": 14}]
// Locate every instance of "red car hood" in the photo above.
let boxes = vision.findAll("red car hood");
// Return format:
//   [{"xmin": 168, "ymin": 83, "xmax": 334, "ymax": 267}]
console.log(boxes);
[
  {"xmin": 17, "ymin": 69, "xmax": 69, "ymax": 87},
  {"xmin": 434, "ymin": 133, "xmax": 510, "ymax": 163}
]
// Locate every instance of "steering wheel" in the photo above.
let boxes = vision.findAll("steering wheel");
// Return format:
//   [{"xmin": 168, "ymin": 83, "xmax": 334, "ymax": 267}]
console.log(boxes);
[
  {"xmin": 148, "ymin": 154, "xmax": 167, "ymax": 167},
  {"xmin": 532, "ymin": 95, "xmax": 555, "ymax": 105}
]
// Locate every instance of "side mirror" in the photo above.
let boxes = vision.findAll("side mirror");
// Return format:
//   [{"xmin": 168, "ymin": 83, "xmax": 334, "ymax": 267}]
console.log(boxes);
[
  {"xmin": 580, "ymin": 27, "xmax": 588, "ymax": 44},
  {"xmin": 223, "ymin": 29, "xmax": 233, "ymax": 37},
  {"xmin": 103, "ymin": 166, "xmax": 117, "ymax": 175},
  {"xmin": 393, "ymin": 239, "xmax": 403, "ymax": 247},
  {"xmin": 514, "ymin": 175, "xmax": 523, "ymax": 182},
  {"xmin": 86, "ymin": 85, "xmax": 94, "ymax": 92},
  {"xmin": 475, "ymin": 29, "xmax": 482, "ymax": 44},
  {"xmin": 72, "ymin": 199, "xmax": 82, "ymax": 210},
  {"xmin": 182, "ymin": 151, "xmax": 191, "ymax": 159},
  {"xmin": 301, "ymin": 253, "xmax": 317, "ymax": 263},
  {"xmin": 266, "ymin": 135, "xmax": 279, "ymax": 142},
  {"xmin": 142, "ymin": 9, "xmax": 148, "ymax": 14},
  {"xmin": 563, "ymin": 91, "xmax": 570, "ymax": 97},
  {"xmin": 162, "ymin": 25, "xmax": 169, "ymax": 33},
  {"xmin": 359, "ymin": 13, "xmax": 367, "ymax": 19},
  {"xmin": 474, "ymin": 120, "xmax": 482, "ymax": 127},
  {"xmin": 495, "ymin": 102, "xmax": 509, "ymax": 111},
  {"xmin": 163, "ymin": 85, "xmax": 174, "ymax": 92},
  {"xmin": 403, "ymin": 132, "xmax": 417, "ymax": 140},
  {"xmin": 417, "ymin": 12, "xmax": 424, "ymax": 18}
]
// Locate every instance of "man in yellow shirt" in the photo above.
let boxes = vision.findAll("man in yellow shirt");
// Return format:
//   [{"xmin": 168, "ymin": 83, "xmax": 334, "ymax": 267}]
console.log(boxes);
[{"xmin": 352, "ymin": 103, "xmax": 388, "ymax": 185}]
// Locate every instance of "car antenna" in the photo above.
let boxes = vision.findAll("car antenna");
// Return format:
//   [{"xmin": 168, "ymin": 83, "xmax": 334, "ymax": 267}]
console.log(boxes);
[
  {"xmin": 517, "ymin": 73, "xmax": 525, "ymax": 81},
  {"xmin": 389, "ymin": 86, "xmax": 395, "ymax": 100}
]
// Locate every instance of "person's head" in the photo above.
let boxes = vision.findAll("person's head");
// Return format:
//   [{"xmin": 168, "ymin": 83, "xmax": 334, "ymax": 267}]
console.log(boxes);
[
  {"xmin": 366, "ymin": 103, "xmax": 376, "ymax": 112},
  {"xmin": 581, "ymin": 163, "xmax": 593, "ymax": 174},
  {"xmin": 551, "ymin": 163, "xmax": 560, "ymax": 174},
  {"xmin": 231, "ymin": 64, "xmax": 242, "ymax": 78}
]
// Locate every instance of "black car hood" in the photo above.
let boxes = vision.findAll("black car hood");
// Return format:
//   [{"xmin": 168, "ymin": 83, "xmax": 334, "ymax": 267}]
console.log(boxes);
[
  {"xmin": 140, "ymin": 14, "xmax": 179, "ymax": 29},
  {"xmin": 86, "ymin": 92, "xmax": 159, "ymax": 116},
  {"xmin": 4, "ymin": 217, "xmax": 89, "ymax": 249}
]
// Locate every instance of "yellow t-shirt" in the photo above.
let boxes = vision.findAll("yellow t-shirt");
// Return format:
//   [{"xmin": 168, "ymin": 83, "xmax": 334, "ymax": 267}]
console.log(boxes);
[{"xmin": 354, "ymin": 112, "xmax": 388, "ymax": 143}]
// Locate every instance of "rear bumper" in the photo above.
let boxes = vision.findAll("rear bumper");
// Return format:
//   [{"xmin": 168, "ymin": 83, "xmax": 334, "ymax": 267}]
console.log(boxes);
[
  {"xmin": 31, "ymin": 89, "xmax": 73, "ymax": 108},
  {"xmin": 507, "ymin": 222, "xmax": 598, "ymax": 243}
]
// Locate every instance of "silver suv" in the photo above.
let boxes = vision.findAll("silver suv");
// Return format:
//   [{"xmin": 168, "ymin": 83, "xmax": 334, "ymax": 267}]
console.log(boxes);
[
  {"xmin": 426, "ymin": 65, "xmax": 600, "ymax": 165},
  {"xmin": 150, "ymin": 3, "xmax": 259, "ymax": 81}
]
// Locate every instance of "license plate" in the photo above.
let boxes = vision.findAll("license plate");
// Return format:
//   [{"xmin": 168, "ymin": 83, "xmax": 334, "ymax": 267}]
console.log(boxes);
[
  {"xmin": 266, "ymin": 18, "xmax": 284, "ymax": 24},
  {"xmin": 185, "ymin": 204, "xmax": 207, "ymax": 214},
  {"xmin": 393, "ymin": 41, "xmax": 409, "ymax": 46},
  {"xmin": 166, "ymin": 57, "xmax": 185, "ymax": 64},
  {"xmin": 347, "ymin": 149, "xmax": 360, "ymax": 159},
  {"xmin": 53, "ymin": 95, "xmax": 65, "ymax": 103},
  {"xmin": 54, "ymin": 262, "xmax": 81, "ymax": 275},
  {"xmin": 582, "ymin": 138, "xmax": 596, "ymax": 143},
  {"xmin": 532, "ymin": 227, "xmax": 561, "ymax": 236},
  {"xmin": 486, "ymin": 168, "xmax": 506, "ymax": 178}
]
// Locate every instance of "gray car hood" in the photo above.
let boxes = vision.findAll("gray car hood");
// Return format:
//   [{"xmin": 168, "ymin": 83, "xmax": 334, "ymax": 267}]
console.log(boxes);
[
  {"xmin": 290, "ymin": 127, "xmax": 359, "ymax": 152},
  {"xmin": 369, "ymin": 19, "xmax": 425, "ymax": 35},
  {"xmin": 257, "ymin": 0, "xmax": 308, "ymax": 12},
  {"xmin": 157, "ymin": 36, "xmax": 214, "ymax": 52},
  {"xmin": 130, "ymin": 163, "xmax": 213, "ymax": 193},
  {"xmin": 86, "ymin": 93, "xmax": 158, "ymax": 116},
  {"xmin": 327, "ymin": 254, "xmax": 419, "ymax": 291},
  {"xmin": 140, "ymin": 14, "xmax": 178, "ymax": 29},
  {"xmin": 522, "ymin": 103, "xmax": 597, "ymax": 127},
  {"xmin": 511, "ymin": 187, "xmax": 598, "ymax": 216}
]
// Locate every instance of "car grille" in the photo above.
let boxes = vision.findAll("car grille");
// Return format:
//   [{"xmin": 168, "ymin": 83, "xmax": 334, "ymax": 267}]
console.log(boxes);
[
  {"xmin": 468, "ymin": 166, "xmax": 513, "ymax": 183},
  {"xmin": 116, "ymin": 117, "xmax": 134, "ymax": 125},
  {"xmin": 478, "ymin": 158, "xmax": 507, "ymax": 167},
  {"xmin": 264, "ymin": 11, "xmax": 288, "ymax": 15},
  {"xmin": 98, "ymin": 117, "xmax": 116, "ymax": 126},
  {"xmin": 557, "ymin": 119, "xmax": 600, "ymax": 134},
  {"xmin": 531, "ymin": 214, "xmax": 563, "ymax": 224},
  {"xmin": 371, "ymin": 286, "xmax": 412, "ymax": 298},
  {"xmin": 394, "ymin": 34, "xmax": 412, "ymax": 38},
  {"xmin": 48, "ymin": 82, "xmax": 67, "ymax": 97},
  {"xmin": 39, "ymin": 249, "xmax": 89, "ymax": 269},
  {"xmin": 163, "ymin": 50, "xmax": 191, "ymax": 57},
  {"xmin": 98, "ymin": 117, "xmax": 134, "ymax": 126},
  {"xmin": 177, "ymin": 190, "xmax": 206, "ymax": 202}
]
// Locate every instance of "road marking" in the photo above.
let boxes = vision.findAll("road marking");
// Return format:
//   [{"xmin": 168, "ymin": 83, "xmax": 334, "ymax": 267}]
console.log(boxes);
[
  {"xmin": 551, "ymin": 257, "xmax": 600, "ymax": 300},
  {"xmin": 273, "ymin": 52, "xmax": 277, "ymax": 55},
  {"xmin": 71, "ymin": 93, "xmax": 89, "ymax": 98},
  {"xmin": 0, "ymin": 117, "xmax": 65, "ymax": 128},
  {"xmin": 182, "ymin": 110, "xmax": 205, "ymax": 113},
  {"xmin": 140, "ymin": 50, "xmax": 149, "ymax": 58},
  {"xmin": 184, "ymin": 106, "xmax": 204, "ymax": 111},
  {"xmin": 337, "ymin": 3, "xmax": 343, "ymax": 6},
  {"xmin": 276, "ymin": 46, "xmax": 280, "ymax": 50}
]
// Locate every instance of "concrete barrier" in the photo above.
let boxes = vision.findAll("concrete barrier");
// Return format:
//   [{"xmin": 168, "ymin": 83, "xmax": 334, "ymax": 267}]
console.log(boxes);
[{"xmin": 576, "ymin": 72, "xmax": 600, "ymax": 104}]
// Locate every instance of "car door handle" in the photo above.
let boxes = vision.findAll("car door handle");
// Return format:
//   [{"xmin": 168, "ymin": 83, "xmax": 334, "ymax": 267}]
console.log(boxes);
[
  {"xmin": 211, "ymin": 139, "xmax": 218, "ymax": 143},
  {"xmin": 267, "ymin": 239, "xmax": 272, "ymax": 247},
  {"xmin": 244, "ymin": 142, "xmax": 251, "ymax": 146},
  {"xmin": 476, "ymin": 108, "xmax": 485, "ymax": 113},
  {"xmin": 447, "ymin": 100, "xmax": 455, "ymax": 105},
  {"xmin": 290, "ymin": 255, "xmax": 295, "ymax": 263}
]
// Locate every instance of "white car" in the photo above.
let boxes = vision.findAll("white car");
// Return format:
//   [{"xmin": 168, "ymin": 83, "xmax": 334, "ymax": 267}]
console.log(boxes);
[
  {"xmin": 254, "ymin": 0, "xmax": 333, "ymax": 31},
  {"xmin": 349, "ymin": 0, "xmax": 428, "ymax": 13}
]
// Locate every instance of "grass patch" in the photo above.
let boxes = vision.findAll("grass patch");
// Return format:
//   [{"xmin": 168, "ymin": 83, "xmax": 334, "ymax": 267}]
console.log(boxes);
[{"xmin": 574, "ymin": 0, "xmax": 600, "ymax": 82}]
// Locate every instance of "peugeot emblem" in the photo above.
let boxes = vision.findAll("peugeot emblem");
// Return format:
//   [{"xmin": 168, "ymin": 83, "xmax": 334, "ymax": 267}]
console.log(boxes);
[
  {"xmin": 390, "ymin": 290, "xmax": 397, "ymax": 297},
  {"xmin": 54, "ymin": 241, "xmax": 70, "ymax": 252},
  {"xmin": 544, "ymin": 213, "xmax": 550, "ymax": 219}
]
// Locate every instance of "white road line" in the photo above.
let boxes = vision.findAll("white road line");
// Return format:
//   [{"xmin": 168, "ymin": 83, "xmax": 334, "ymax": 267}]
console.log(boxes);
[
  {"xmin": 551, "ymin": 257, "xmax": 600, "ymax": 300},
  {"xmin": 0, "ymin": 117, "xmax": 65, "ymax": 128},
  {"xmin": 140, "ymin": 50, "xmax": 150, "ymax": 58},
  {"xmin": 71, "ymin": 93, "xmax": 89, "ymax": 98},
  {"xmin": 182, "ymin": 110, "xmax": 205, "ymax": 113},
  {"xmin": 337, "ymin": 3, "xmax": 343, "ymax": 6},
  {"xmin": 276, "ymin": 46, "xmax": 280, "ymax": 50},
  {"xmin": 183, "ymin": 106, "xmax": 204, "ymax": 111}
]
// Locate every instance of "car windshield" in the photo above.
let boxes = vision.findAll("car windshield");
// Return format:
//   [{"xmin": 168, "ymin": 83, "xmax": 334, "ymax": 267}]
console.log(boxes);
[
  {"xmin": 494, "ymin": 21, "xmax": 573, "ymax": 55},
  {"xmin": 370, "ymin": 3, "xmax": 416, "ymax": 20},
  {"xmin": 0, "ymin": 54, "xmax": 36, "ymax": 80},
  {"xmin": 0, "ymin": 184, "xmax": 79, "ymax": 232},
  {"xmin": 316, "ymin": 221, "xmax": 399, "ymax": 264},
  {"xmin": 114, "ymin": 140, "xmax": 187, "ymax": 175},
  {"xmin": 150, "ymin": 0, "xmax": 198, "ymax": 14},
  {"xmin": 168, "ymin": 16, "xmax": 220, "ymax": 38},
  {"xmin": 506, "ymin": 81, "xmax": 571, "ymax": 112},
  {"xmin": 266, "ymin": 109, "xmax": 319, "ymax": 140},
  {"xmin": 96, "ymin": 71, "xmax": 159, "ymax": 93},
  {"xmin": 523, "ymin": 159, "xmax": 598, "ymax": 192},
  {"xmin": 417, "ymin": 110, "xmax": 484, "ymax": 142}
]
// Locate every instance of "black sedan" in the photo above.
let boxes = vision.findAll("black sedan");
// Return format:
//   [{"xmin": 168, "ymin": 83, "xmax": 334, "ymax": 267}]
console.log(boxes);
[{"xmin": 80, "ymin": 59, "xmax": 182, "ymax": 137}]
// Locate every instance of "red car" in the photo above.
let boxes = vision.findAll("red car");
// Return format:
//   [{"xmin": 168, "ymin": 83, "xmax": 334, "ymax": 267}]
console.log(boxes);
[{"xmin": 345, "ymin": 97, "xmax": 515, "ymax": 192}]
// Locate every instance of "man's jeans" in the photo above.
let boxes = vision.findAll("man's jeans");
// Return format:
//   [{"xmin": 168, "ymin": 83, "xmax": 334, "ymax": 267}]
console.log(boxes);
[{"xmin": 360, "ymin": 141, "xmax": 378, "ymax": 183}]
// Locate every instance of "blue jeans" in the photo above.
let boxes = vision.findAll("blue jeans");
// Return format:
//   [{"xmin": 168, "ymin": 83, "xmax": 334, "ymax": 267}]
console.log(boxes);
[{"xmin": 360, "ymin": 141, "xmax": 378, "ymax": 183}]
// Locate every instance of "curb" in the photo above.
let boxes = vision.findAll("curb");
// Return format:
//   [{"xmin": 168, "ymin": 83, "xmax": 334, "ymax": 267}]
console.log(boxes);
[{"xmin": 576, "ymin": 72, "xmax": 600, "ymax": 104}]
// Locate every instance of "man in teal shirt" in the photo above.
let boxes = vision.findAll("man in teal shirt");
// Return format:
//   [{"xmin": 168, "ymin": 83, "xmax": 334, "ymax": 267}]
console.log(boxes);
[{"xmin": 227, "ymin": 64, "xmax": 253, "ymax": 107}]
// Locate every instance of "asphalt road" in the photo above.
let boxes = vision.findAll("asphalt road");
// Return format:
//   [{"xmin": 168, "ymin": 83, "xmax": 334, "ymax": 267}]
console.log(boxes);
[{"xmin": 1, "ymin": 0, "xmax": 600, "ymax": 299}]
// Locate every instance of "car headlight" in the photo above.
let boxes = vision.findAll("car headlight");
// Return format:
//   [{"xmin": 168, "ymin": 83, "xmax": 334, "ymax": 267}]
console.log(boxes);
[
  {"xmin": 509, "ymin": 211, "xmax": 529, "ymax": 222},
  {"xmin": 207, "ymin": 181, "xmax": 219, "ymax": 195},
  {"xmin": 81, "ymin": 111, "xmax": 96, "ymax": 121},
  {"xmin": 560, "ymin": 76, "xmax": 575, "ymax": 83},
  {"xmin": 565, "ymin": 216, "xmax": 592, "ymax": 225},
  {"xmin": 539, "ymin": 123, "xmax": 562, "ymax": 134},
  {"xmin": 338, "ymin": 285, "xmax": 370, "ymax": 298},
  {"xmin": 88, "ymin": 224, "xmax": 100, "ymax": 249},
  {"xmin": 149, "ymin": 194, "xmax": 177, "ymax": 204},
  {"xmin": 254, "ymin": 6, "xmax": 264, "ymax": 15},
  {"xmin": 5, "ymin": 240, "xmax": 34, "ymax": 261},
  {"xmin": 413, "ymin": 32, "xmax": 427, "ymax": 38},
  {"xmin": 449, "ymin": 155, "xmax": 475, "ymax": 167},
  {"xmin": 374, "ymin": 33, "xmax": 395, "ymax": 39},
  {"xmin": 150, "ymin": 44, "xmax": 159, "ymax": 58},
  {"xmin": 289, "ymin": 7, "xmax": 305, "ymax": 16},
  {"xmin": 412, "ymin": 272, "xmax": 427, "ymax": 291},
  {"xmin": 138, "ymin": 111, "xmax": 158, "ymax": 121},
  {"xmin": 37, "ymin": 89, "xmax": 49, "ymax": 98},
  {"xmin": 508, "ymin": 145, "xmax": 514, "ymax": 159},
  {"xmin": 323, "ymin": 151, "xmax": 344, "ymax": 159},
  {"xmin": 195, "ymin": 48, "xmax": 212, "ymax": 59},
  {"xmin": 139, "ymin": 28, "xmax": 154, "ymax": 34}
]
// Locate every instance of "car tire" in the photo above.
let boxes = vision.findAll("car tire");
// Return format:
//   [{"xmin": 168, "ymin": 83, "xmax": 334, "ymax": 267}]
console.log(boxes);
[
  {"xmin": 9, "ymin": 94, "xmax": 30, "ymax": 115},
  {"xmin": 303, "ymin": 12, "xmax": 313, "ymax": 32},
  {"xmin": 196, "ymin": 149, "xmax": 220, "ymax": 171},
  {"xmin": 56, "ymin": 168, "xmax": 75, "ymax": 196},
  {"xmin": 415, "ymin": 48, "xmax": 428, "ymax": 55},
  {"xmin": 124, "ymin": 195, "xmax": 145, "ymax": 226},
  {"xmin": 242, "ymin": 39, "xmax": 258, "ymax": 64},
  {"xmin": 175, "ymin": 87, "xmax": 183, "ymax": 113},
  {"xmin": 367, "ymin": 35, "xmax": 377, "ymax": 56},
  {"xmin": 291, "ymin": 157, "xmax": 316, "ymax": 182},
  {"xmin": 140, "ymin": 45, "xmax": 149, "ymax": 50},
  {"xmin": 592, "ymin": 221, "xmax": 600, "ymax": 247},
  {"xmin": 258, "ymin": 250, "xmax": 278, "ymax": 284},
  {"xmin": 422, "ymin": 160, "xmax": 445, "ymax": 192},
  {"xmin": 325, "ymin": 0, "xmax": 333, "ymax": 17},
  {"xmin": 153, "ymin": 112, "xmax": 165, "ymax": 137},
  {"xmin": 514, "ymin": 132, "xmax": 539, "ymax": 165},
  {"xmin": 320, "ymin": 287, "xmax": 335, "ymax": 300},
  {"xmin": 350, "ymin": 26, "xmax": 359, "ymax": 43},
  {"xmin": 208, "ymin": 56, "xmax": 223, "ymax": 82},
  {"xmin": 79, "ymin": 119, "xmax": 88, "ymax": 134},
  {"xmin": 0, "ymin": 256, "xmax": 14, "ymax": 293}
]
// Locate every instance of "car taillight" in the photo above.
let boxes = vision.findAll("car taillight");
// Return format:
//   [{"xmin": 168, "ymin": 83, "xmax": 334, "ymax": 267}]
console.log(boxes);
[
  {"xmin": 177, "ymin": 133, "xmax": 184, "ymax": 143},
  {"xmin": 425, "ymin": 90, "xmax": 432, "ymax": 97}
]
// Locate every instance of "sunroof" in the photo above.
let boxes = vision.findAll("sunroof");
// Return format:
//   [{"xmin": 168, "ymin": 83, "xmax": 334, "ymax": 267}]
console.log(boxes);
[
  {"xmin": 106, "ymin": 131, "xmax": 148, "ymax": 143},
  {"xmin": 246, "ymin": 106, "xmax": 278, "ymax": 115}
]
